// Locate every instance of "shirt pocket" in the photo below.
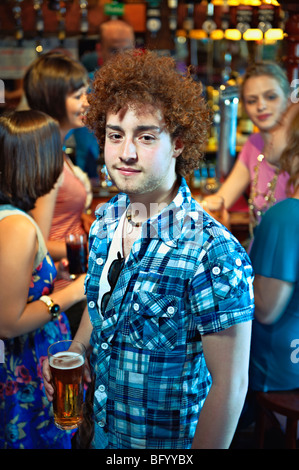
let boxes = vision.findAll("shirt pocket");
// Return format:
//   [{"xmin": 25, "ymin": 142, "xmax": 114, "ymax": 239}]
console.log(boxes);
[{"xmin": 128, "ymin": 291, "xmax": 181, "ymax": 351}]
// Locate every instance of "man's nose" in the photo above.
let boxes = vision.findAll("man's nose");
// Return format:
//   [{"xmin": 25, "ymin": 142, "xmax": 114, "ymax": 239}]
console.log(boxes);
[{"xmin": 120, "ymin": 139, "xmax": 137, "ymax": 161}]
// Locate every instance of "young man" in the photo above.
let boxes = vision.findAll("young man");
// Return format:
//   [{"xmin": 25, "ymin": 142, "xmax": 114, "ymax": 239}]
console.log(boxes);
[{"xmin": 43, "ymin": 50, "xmax": 254, "ymax": 449}]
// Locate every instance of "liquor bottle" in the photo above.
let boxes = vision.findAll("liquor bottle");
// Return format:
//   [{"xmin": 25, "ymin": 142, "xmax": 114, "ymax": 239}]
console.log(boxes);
[
  {"xmin": 146, "ymin": 0, "xmax": 162, "ymax": 38},
  {"xmin": 258, "ymin": 0, "xmax": 280, "ymax": 32},
  {"xmin": 203, "ymin": 163, "xmax": 220, "ymax": 194},
  {"xmin": 236, "ymin": 0, "xmax": 253, "ymax": 35},
  {"xmin": 202, "ymin": 1, "xmax": 217, "ymax": 36}
]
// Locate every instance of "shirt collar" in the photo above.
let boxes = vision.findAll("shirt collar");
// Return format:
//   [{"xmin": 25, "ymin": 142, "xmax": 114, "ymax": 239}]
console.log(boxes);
[{"xmin": 95, "ymin": 177, "xmax": 203, "ymax": 247}]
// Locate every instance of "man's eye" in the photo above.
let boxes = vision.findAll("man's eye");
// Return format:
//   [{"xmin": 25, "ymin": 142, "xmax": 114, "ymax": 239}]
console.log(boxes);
[
  {"xmin": 108, "ymin": 133, "xmax": 122, "ymax": 140},
  {"xmin": 140, "ymin": 135, "xmax": 155, "ymax": 142}
]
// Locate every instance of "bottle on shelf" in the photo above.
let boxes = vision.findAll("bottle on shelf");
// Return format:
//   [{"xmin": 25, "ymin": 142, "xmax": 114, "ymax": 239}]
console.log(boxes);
[{"xmin": 203, "ymin": 163, "xmax": 220, "ymax": 195}]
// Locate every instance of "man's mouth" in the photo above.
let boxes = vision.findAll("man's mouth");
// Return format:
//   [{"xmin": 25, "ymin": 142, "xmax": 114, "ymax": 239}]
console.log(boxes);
[{"xmin": 117, "ymin": 167, "xmax": 141, "ymax": 176}]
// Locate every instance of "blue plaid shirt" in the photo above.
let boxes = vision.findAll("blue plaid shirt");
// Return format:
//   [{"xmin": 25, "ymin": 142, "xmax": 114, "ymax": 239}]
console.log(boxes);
[{"xmin": 85, "ymin": 177, "xmax": 254, "ymax": 449}]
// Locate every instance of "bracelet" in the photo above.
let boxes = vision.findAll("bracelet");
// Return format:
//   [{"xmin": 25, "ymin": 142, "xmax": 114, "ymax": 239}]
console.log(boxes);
[{"xmin": 39, "ymin": 295, "xmax": 60, "ymax": 320}]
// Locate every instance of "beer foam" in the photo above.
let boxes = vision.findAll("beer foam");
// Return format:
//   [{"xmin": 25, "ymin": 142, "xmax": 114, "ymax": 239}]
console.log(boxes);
[{"xmin": 49, "ymin": 351, "xmax": 84, "ymax": 370}]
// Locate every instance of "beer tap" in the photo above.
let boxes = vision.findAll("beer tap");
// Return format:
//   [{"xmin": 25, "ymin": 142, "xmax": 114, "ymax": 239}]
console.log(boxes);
[
  {"xmin": 57, "ymin": 1, "xmax": 67, "ymax": 46},
  {"xmin": 183, "ymin": 0, "xmax": 194, "ymax": 34},
  {"xmin": 79, "ymin": 0, "xmax": 89, "ymax": 36},
  {"xmin": 34, "ymin": 0, "xmax": 44, "ymax": 53},
  {"xmin": 47, "ymin": 0, "xmax": 60, "ymax": 10},
  {"xmin": 47, "ymin": 0, "xmax": 68, "ymax": 45},
  {"xmin": 34, "ymin": 0, "xmax": 44, "ymax": 36},
  {"xmin": 168, "ymin": 0, "xmax": 178, "ymax": 38},
  {"xmin": 12, "ymin": 0, "xmax": 24, "ymax": 46}
]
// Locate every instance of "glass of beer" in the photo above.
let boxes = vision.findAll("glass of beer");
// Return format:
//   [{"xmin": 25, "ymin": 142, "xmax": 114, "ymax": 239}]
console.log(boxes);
[
  {"xmin": 200, "ymin": 195, "xmax": 224, "ymax": 219},
  {"xmin": 48, "ymin": 340, "xmax": 86, "ymax": 430},
  {"xmin": 65, "ymin": 233, "xmax": 88, "ymax": 279}
]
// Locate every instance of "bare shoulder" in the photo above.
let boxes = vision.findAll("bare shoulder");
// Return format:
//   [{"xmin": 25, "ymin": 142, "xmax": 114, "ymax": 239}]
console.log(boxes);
[{"xmin": 0, "ymin": 214, "xmax": 37, "ymax": 253}]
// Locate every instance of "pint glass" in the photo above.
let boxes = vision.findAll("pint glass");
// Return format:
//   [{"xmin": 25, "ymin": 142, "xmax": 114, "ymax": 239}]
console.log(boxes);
[
  {"xmin": 65, "ymin": 233, "xmax": 88, "ymax": 278},
  {"xmin": 48, "ymin": 340, "xmax": 86, "ymax": 430}
]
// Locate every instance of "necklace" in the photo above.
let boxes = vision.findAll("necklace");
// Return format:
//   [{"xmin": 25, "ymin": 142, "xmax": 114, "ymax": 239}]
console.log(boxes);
[
  {"xmin": 248, "ymin": 153, "xmax": 279, "ymax": 237},
  {"xmin": 126, "ymin": 205, "xmax": 143, "ymax": 234}
]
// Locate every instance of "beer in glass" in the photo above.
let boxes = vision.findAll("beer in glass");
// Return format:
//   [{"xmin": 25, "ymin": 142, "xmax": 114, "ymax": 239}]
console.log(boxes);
[{"xmin": 48, "ymin": 340, "xmax": 86, "ymax": 430}]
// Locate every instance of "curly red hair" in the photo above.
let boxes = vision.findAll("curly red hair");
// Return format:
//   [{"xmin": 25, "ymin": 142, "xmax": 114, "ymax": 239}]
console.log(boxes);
[{"xmin": 86, "ymin": 49, "xmax": 212, "ymax": 176}]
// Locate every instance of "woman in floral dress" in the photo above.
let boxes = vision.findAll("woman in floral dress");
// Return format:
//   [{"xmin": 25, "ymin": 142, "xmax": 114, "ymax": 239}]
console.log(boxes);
[{"xmin": 0, "ymin": 110, "xmax": 86, "ymax": 449}]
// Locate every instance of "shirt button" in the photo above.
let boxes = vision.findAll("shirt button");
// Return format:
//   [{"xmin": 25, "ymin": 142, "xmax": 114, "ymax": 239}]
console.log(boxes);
[
  {"xmin": 101, "ymin": 342, "xmax": 108, "ymax": 350},
  {"xmin": 133, "ymin": 303, "xmax": 139, "ymax": 311},
  {"xmin": 167, "ymin": 306, "xmax": 175, "ymax": 316},
  {"xmin": 235, "ymin": 258, "xmax": 242, "ymax": 267},
  {"xmin": 96, "ymin": 257, "xmax": 104, "ymax": 265},
  {"xmin": 99, "ymin": 420, "xmax": 105, "ymax": 427},
  {"xmin": 98, "ymin": 385, "xmax": 105, "ymax": 392},
  {"xmin": 212, "ymin": 266, "xmax": 221, "ymax": 275},
  {"xmin": 89, "ymin": 301, "xmax": 95, "ymax": 308}
]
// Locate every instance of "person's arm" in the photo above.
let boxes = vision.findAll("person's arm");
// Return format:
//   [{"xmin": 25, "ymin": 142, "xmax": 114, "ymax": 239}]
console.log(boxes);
[
  {"xmin": 73, "ymin": 305, "xmax": 93, "ymax": 352},
  {"xmin": 31, "ymin": 173, "xmax": 67, "ymax": 261},
  {"xmin": 216, "ymin": 159, "xmax": 251, "ymax": 210},
  {"xmin": 31, "ymin": 182, "xmax": 60, "ymax": 240},
  {"xmin": 0, "ymin": 215, "xmax": 86, "ymax": 339},
  {"xmin": 191, "ymin": 320, "xmax": 252, "ymax": 449},
  {"xmin": 253, "ymin": 274, "xmax": 294, "ymax": 325}
]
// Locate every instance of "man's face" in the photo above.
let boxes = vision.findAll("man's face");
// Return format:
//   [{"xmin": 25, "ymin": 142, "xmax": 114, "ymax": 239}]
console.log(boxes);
[
  {"xmin": 101, "ymin": 25, "xmax": 135, "ymax": 63},
  {"xmin": 104, "ymin": 106, "xmax": 183, "ymax": 203}
]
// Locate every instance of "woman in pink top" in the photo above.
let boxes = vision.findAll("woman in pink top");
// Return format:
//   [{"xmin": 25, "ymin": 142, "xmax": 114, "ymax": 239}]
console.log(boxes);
[{"xmin": 213, "ymin": 62, "xmax": 298, "ymax": 236}]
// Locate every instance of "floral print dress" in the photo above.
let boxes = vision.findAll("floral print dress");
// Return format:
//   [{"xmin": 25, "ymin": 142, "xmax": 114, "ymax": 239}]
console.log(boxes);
[{"xmin": 0, "ymin": 210, "xmax": 73, "ymax": 449}]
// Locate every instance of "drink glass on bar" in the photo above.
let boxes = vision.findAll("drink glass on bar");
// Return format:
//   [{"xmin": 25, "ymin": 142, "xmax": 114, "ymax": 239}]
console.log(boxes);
[
  {"xmin": 200, "ymin": 195, "xmax": 225, "ymax": 221},
  {"xmin": 48, "ymin": 340, "xmax": 86, "ymax": 430},
  {"xmin": 65, "ymin": 233, "xmax": 87, "ymax": 278}
]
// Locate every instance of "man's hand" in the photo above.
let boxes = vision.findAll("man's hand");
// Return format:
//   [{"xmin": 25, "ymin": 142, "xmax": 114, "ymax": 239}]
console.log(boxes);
[{"xmin": 42, "ymin": 356, "xmax": 92, "ymax": 402}]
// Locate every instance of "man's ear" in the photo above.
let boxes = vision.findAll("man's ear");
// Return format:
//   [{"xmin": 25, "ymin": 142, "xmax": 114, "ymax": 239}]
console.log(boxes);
[{"xmin": 173, "ymin": 137, "xmax": 184, "ymax": 158}]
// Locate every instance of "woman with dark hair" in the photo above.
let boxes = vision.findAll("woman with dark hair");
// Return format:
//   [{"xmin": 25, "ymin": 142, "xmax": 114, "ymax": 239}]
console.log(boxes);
[
  {"xmin": 0, "ymin": 110, "xmax": 86, "ymax": 449},
  {"xmin": 24, "ymin": 51, "xmax": 91, "ymax": 265},
  {"xmin": 24, "ymin": 52, "xmax": 92, "ymax": 335}
]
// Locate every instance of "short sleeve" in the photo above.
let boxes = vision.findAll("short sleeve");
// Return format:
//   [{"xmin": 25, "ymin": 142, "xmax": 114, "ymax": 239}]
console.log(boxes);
[{"xmin": 190, "ymin": 230, "xmax": 255, "ymax": 335}]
